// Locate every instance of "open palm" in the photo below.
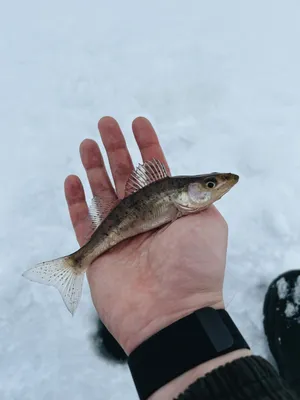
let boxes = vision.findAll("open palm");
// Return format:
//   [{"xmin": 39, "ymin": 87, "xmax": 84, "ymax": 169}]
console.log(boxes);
[{"xmin": 65, "ymin": 117, "xmax": 228, "ymax": 354}]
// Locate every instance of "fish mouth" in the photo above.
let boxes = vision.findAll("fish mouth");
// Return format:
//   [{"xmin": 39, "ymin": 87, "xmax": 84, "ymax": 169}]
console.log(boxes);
[
  {"xmin": 223, "ymin": 173, "xmax": 239, "ymax": 185},
  {"xmin": 230, "ymin": 173, "xmax": 239, "ymax": 183},
  {"xmin": 217, "ymin": 173, "xmax": 239, "ymax": 196}
]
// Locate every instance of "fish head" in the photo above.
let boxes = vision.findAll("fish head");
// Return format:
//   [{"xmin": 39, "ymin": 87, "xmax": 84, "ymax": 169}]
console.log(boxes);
[{"xmin": 173, "ymin": 172, "xmax": 239, "ymax": 214}]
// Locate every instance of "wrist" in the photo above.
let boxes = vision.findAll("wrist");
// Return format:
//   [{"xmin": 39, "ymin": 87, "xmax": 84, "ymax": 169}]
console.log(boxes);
[
  {"xmin": 127, "ymin": 307, "xmax": 250, "ymax": 400},
  {"xmin": 122, "ymin": 296, "xmax": 224, "ymax": 355}
]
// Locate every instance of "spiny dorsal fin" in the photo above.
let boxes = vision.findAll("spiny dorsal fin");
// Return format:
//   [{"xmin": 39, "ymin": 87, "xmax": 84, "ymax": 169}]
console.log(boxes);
[
  {"xmin": 125, "ymin": 159, "xmax": 169, "ymax": 196},
  {"xmin": 84, "ymin": 195, "xmax": 119, "ymax": 241}
]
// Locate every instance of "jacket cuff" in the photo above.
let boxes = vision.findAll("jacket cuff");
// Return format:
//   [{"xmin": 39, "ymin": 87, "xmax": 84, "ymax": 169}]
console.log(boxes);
[{"xmin": 176, "ymin": 356, "xmax": 296, "ymax": 400}]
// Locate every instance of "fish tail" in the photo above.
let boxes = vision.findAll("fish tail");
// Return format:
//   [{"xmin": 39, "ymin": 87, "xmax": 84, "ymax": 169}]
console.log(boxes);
[{"xmin": 22, "ymin": 255, "xmax": 85, "ymax": 315}]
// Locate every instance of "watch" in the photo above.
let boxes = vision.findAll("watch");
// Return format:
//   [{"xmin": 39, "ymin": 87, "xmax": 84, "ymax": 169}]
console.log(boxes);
[{"xmin": 128, "ymin": 307, "xmax": 250, "ymax": 400}]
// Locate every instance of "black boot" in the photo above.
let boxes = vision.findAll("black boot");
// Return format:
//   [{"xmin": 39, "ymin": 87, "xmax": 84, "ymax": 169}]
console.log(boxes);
[{"xmin": 263, "ymin": 270, "xmax": 300, "ymax": 395}]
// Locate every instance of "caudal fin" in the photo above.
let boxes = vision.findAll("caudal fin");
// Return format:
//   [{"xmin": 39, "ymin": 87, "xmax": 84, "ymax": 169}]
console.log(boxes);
[{"xmin": 22, "ymin": 256, "xmax": 84, "ymax": 315}]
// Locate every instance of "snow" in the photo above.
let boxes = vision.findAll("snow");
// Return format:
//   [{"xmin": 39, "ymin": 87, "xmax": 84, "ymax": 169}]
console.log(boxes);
[
  {"xmin": 293, "ymin": 276, "xmax": 300, "ymax": 305},
  {"xmin": 277, "ymin": 278, "xmax": 289, "ymax": 300},
  {"xmin": 1, "ymin": 0, "xmax": 300, "ymax": 399},
  {"xmin": 285, "ymin": 302, "xmax": 298, "ymax": 318}
]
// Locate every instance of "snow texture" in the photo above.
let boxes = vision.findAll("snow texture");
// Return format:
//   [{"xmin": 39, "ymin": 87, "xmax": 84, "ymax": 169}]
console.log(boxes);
[
  {"xmin": 1, "ymin": 0, "xmax": 300, "ymax": 399},
  {"xmin": 293, "ymin": 276, "xmax": 300, "ymax": 305},
  {"xmin": 285, "ymin": 302, "xmax": 298, "ymax": 318},
  {"xmin": 277, "ymin": 278, "xmax": 289, "ymax": 300}
]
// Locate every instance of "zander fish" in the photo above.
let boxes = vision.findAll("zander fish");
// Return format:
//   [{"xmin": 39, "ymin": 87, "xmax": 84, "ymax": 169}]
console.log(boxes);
[{"xmin": 23, "ymin": 159, "xmax": 239, "ymax": 314}]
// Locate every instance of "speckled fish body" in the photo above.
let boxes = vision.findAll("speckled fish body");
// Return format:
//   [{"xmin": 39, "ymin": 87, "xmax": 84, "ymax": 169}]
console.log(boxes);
[{"xmin": 23, "ymin": 159, "xmax": 239, "ymax": 314}]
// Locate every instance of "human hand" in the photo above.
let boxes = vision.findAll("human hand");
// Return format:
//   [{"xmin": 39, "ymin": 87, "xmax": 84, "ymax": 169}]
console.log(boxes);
[{"xmin": 64, "ymin": 117, "xmax": 228, "ymax": 355}]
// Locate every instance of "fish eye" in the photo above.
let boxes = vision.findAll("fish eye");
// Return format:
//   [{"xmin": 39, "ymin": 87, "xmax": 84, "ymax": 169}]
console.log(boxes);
[
  {"xmin": 205, "ymin": 178, "xmax": 217, "ymax": 189},
  {"xmin": 206, "ymin": 181, "xmax": 216, "ymax": 189}
]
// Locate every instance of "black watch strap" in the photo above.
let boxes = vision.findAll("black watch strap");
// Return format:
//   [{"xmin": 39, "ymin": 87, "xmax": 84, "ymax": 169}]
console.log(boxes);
[{"xmin": 128, "ymin": 308, "xmax": 250, "ymax": 400}]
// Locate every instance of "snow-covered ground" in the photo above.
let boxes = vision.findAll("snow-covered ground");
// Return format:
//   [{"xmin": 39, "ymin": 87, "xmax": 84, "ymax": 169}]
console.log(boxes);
[{"xmin": 1, "ymin": 1, "xmax": 300, "ymax": 398}]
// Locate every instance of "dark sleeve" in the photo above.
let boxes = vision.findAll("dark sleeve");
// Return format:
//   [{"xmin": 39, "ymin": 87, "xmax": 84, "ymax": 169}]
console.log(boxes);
[{"xmin": 175, "ymin": 356, "xmax": 298, "ymax": 400}]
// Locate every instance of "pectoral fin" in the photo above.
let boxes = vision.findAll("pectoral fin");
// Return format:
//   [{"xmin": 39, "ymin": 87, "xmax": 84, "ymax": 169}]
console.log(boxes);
[{"xmin": 173, "ymin": 200, "xmax": 201, "ymax": 216}]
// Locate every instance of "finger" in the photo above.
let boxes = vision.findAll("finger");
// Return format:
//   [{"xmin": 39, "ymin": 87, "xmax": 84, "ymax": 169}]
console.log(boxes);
[
  {"xmin": 64, "ymin": 175, "xmax": 90, "ymax": 246},
  {"xmin": 98, "ymin": 117, "xmax": 134, "ymax": 198},
  {"xmin": 132, "ymin": 117, "xmax": 171, "ymax": 175},
  {"xmin": 80, "ymin": 139, "xmax": 117, "ymax": 201}
]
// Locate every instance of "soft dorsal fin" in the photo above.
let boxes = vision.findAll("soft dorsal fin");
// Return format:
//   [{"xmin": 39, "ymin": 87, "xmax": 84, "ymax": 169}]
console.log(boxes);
[
  {"xmin": 84, "ymin": 195, "xmax": 119, "ymax": 241},
  {"xmin": 125, "ymin": 159, "xmax": 169, "ymax": 196},
  {"xmin": 88, "ymin": 196, "xmax": 114, "ymax": 227}
]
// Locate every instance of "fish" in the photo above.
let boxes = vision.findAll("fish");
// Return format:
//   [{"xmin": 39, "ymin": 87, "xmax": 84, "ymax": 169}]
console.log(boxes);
[{"xmin": 23, "ymin": 159, "xmax": 239, "ymax": 315}]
